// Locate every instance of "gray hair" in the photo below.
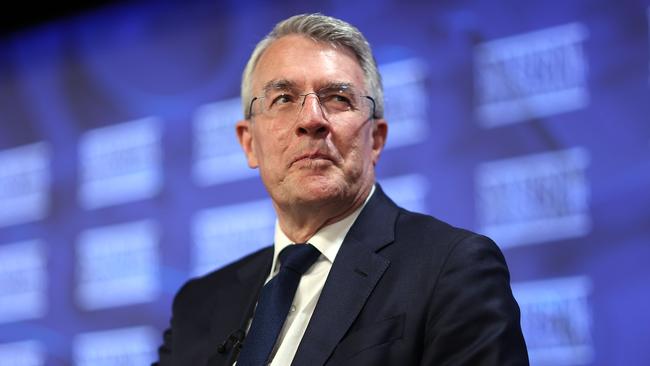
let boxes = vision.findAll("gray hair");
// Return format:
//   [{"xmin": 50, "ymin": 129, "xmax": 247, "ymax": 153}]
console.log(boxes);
[{"xmin": 241, "ymin": 13, "xmax": 384, "ymax": 119}]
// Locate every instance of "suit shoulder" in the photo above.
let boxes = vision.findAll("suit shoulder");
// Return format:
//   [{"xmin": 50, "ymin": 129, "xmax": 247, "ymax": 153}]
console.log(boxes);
[
  {"xmin": 394, "ymin": 208, "xmax": 501, "ymax": 255},
  {"xmin": 172, "ymin": 246, "xmax": 272, "ymax": 311},
  {"xmin": 395, "ymin": 208, "xmax": 471, "ymax": 242}
]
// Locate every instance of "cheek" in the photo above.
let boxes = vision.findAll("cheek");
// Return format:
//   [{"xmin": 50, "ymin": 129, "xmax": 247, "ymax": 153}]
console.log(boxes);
[
  {"xmin": 350, "ymin": 124, "xmax": 374, "ymax": 151},
  {"xmin": 254, "ymin": 129, "xmax": 290, "ymax": 167},
  {"xmin": 337, "ymin": 127, "xmax": 374, "ymax": 167}
]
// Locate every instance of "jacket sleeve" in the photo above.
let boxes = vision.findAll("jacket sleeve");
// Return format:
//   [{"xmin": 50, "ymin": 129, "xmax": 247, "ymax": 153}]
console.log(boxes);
[
  {"xmin": 152, "ymin": 278, "xmax": 197, "ymax": 366},
  {"xmin": 152, "ymin": 326, "xmax": 173, "ymax": 366},
  {"xmin": 420, "ymin": 234, "xmax": 529, "ymax": 366}
]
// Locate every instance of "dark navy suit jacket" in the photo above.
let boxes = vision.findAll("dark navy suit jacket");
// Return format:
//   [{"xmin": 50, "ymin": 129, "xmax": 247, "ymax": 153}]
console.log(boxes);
[{"xmin": 155, "ymin": 185, "xmax": 529, "ymax": 365}]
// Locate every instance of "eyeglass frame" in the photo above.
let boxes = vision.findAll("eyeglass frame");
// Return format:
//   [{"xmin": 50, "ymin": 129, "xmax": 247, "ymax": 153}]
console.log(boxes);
[{"xmin": 246, "ymin": 90, "xmax": 377, "ymax": 121}]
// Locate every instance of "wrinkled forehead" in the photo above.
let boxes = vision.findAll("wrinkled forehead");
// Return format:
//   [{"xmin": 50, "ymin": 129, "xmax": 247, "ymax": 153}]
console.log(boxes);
[{"xmin": 251, "ymin": 35, "xmax": 367, "ymax": 95}]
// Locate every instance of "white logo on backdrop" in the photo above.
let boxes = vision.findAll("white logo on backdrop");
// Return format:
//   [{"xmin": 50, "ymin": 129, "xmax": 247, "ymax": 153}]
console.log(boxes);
[
  {"xmin": 475, "ymin": 147, "xmax": 590, "ymax": 248},
  {"xmin": 72, "ymin": 326, "xmax": 157, "ymax": 366},
  {"xmin": 380, "ymin": 59, "xmax": 430, "ymax": 148},
  {"xmin": 192, "ymin": 97, "xmax": 256, "ymax": 186},
  {"xmin": 475, "ymin": 23, "xmax": 589, "ymax": 127},
  {"xmin": 79, "ymin": 117, "xmax": 162, "ymax": 209},
  {"xmin": 512, "ymin": 276, "xmax": 594, "ymax": 366},
  {"xmin": 378, "ymin": 174, "xmax": 430, "ymax": 214},
  {"xmin": 0, "ymin": 142, "xmax": 50, "ymax": 228},
  {"xmin": 192, "ymin": 199, "xmax": 275, "ymax": 276},
  {"xmin": 0, "ymin": 340, "xmax": 44, "ymax": 366},
  {"xmin": 0, "ymin": 240, "xmax": 46, "ymax": 323},
  {"xmin": 76, "ymin": 220, "xmax": 160, "ymax": 310}
]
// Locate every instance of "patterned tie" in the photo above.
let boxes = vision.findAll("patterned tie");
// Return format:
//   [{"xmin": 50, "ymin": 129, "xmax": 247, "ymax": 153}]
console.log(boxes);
[{"xmin": 236, "ymin": 243, "xmax": 321, "ymax": 366}]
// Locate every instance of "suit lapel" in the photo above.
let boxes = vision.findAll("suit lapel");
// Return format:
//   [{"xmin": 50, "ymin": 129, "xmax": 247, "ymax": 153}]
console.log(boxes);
[
  {"xmin": 206, "ymin": 247, "xmax": 273, "ymax": 365},
  {"xmin": 233, "ymin": 247, "xmax": 274, "ymax": 327},
  {"xmin": 292, "ymin": 185, "xmax": 399, "ymax": 366}
]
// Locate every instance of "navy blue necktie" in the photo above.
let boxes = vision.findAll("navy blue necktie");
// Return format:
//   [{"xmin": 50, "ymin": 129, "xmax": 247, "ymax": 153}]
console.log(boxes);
[{"xmin": 236, "ymin": 243, "xmax": 321, "ymax": 366}]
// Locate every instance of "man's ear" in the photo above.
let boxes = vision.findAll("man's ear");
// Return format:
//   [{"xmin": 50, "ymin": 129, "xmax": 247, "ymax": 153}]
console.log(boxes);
[
  {"xmin": 236, "ymin": 120, "xmax": 259, "ymax": 168},
  {"xmin": 371, "ymin": 118, "xmax": 388, "ymax": 166}
]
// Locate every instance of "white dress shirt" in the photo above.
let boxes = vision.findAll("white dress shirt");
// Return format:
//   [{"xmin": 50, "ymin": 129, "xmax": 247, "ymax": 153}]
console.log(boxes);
[{"xmin": 263, "ymin": 185, "xmax": 375, "ymax": 366}]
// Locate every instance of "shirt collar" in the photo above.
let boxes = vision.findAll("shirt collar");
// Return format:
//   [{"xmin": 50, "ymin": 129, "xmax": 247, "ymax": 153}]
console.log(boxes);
[{"xmin": 270, "ymin": 184, "xmax": 376, "ymax": 276}]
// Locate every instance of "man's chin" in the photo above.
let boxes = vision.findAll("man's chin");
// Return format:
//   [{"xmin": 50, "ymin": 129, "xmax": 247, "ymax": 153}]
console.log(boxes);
[{"xmin": 290, "ymin": 178, "xmax": 346, "ymax": 203}]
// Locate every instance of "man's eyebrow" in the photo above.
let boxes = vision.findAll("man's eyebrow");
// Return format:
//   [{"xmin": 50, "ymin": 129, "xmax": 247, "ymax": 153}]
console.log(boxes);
[
  {"xmin": 261, "ymin": 80, "xmax": 360, "ymax": 94},
  {"xmin": 317, "ymin": 82, "xmax": 355, "ymax": 92},
  {"xmin": 262, "ymin": 79, "xmax": 298, "ymax": 93}
]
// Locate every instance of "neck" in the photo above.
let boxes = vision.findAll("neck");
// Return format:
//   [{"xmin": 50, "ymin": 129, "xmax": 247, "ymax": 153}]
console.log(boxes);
[{"xmin": 275, "ymin": 184, "xmax": 372, "ymax": 243}]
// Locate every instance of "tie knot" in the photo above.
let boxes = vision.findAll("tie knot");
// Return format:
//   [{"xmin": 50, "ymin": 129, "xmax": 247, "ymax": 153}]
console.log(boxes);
[{"xmin": 279, "ymin": 243, "xmax": 320, "ymax": 275}]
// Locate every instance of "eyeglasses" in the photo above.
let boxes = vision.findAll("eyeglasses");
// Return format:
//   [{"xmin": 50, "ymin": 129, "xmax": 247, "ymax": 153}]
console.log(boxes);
[{"xmin": 247, "ymin": 86, "xmax": 376, "ymax": 122}]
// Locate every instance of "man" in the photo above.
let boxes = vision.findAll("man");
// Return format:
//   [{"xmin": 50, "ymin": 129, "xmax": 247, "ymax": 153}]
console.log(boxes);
[{"xmin": 155, "ymin": 13, "xmax": 528, "ymax": 366}]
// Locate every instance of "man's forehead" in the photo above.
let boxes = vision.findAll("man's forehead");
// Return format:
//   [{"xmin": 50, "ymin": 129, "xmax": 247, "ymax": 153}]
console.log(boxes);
[
  {"xmin": 252, "ymin": 35, "xmax": 365, "ymax": 92},
  {"xmin": 261, "ymin": 34, "xmax": 356, "ymax": 60}
]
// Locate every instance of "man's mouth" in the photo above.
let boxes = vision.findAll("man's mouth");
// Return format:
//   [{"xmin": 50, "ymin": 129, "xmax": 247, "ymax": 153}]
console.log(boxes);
[{"xmin": 291, "ymin": 151, "xmax": 335, "ymax": 166}]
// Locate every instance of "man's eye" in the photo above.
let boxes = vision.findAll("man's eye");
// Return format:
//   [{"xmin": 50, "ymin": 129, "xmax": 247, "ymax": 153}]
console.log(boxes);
[
  {"xmin": 323, "ymin": 94, "xmax": 354, "ymax": 110},
  {"xmin": 332, "ymin": 95, "xmax": 351, "ymax": 103},
  {"xmin": 270, "ymin": 94, "xmax": 294, "ymax": 106}
]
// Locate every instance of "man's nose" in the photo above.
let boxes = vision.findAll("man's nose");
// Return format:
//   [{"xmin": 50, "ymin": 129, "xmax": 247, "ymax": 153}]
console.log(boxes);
[{"xmin": 295, "ymin": 93, "xmax": 330, "ymax": 138}]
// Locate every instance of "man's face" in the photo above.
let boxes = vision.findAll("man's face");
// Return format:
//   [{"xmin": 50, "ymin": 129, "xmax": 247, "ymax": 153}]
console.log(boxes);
[{"xmin": 236, "ymin": 35, "xmax": 387, "ymax": 209}]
